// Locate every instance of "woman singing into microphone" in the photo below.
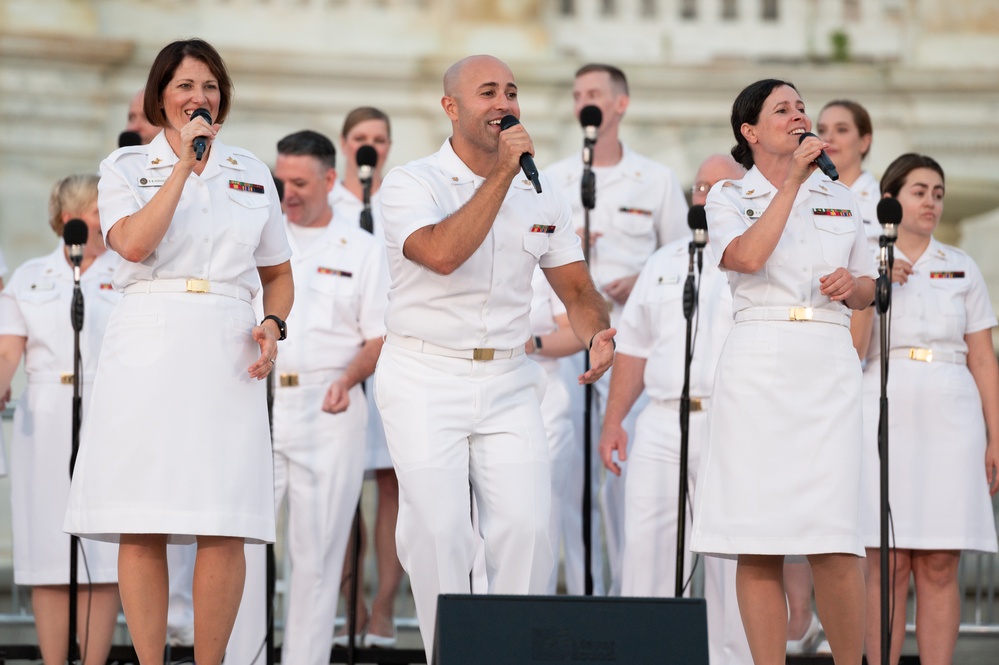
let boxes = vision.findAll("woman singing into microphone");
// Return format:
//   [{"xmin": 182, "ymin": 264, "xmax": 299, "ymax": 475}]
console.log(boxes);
[{"xmin": 691, "ymin": 79, "xmax": 876, "ymax": 665}]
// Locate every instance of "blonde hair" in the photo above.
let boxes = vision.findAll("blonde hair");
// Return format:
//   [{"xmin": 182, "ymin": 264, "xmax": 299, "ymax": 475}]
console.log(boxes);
[{"xmin": 49, "ymin": 174, "xmax": 99, "ymax": 236}]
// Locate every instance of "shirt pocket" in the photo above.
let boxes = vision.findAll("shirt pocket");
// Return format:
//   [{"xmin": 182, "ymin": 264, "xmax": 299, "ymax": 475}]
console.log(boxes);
[
  {"xmin": 812, "ymin": 215, "xmax": 856, "ymax": 268},
  {"xmin": 523, "ymin": 232, "xmax": 550, "ymax": 259},
  {"xmin": 305, "ymin": 273, "xmax": 358, "ymax": 332},
  {"xmin": 927, "ymin": 277, "xmax": 968, "ymax": 339},
  {"xmin": 610, "ymin": 207, "xmax": 655, "ymax": 238},
  {"xmin": 18, "ymin": 288, "xmax": 62, "ymax": 332},
  {"xmin": 227, "ymin": 189, "xmax": 270, "ymax": 246}
]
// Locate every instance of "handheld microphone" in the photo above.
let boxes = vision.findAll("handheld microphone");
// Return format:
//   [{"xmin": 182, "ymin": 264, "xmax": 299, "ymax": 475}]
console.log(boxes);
[
  {"xmin": 190, "ymin": 108, "xmax": 213, "ymax": 161},
  {"xmin": 687, "ymin": 204, "xmax": 707, "ymax": 248},
  {"xmin": 356, "ymin": 145, "xmax": 378, "ymax": 185},
  {"xmin": 798, "ymin": 132, "xmax": 839, "ymax": 181},
  {"xmin": 876, "ymin": 197, "xmax": 901, "ymax": 241},
  {"xmin": 499, "ymin": 115, "xmax": 542, "ymax": 193},
  {"xmin": 118, "ymin": 131, "xmax": 142, "ymax": 148}
]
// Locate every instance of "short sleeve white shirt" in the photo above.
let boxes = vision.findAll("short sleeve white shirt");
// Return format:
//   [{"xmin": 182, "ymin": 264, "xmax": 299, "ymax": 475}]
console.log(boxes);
[
  {"xmin": 97, "ymin": 133, "xmax": 292, "ymax": 296},
  {"xmin": 706, "ymin": 166, "xmax": 877, "ymax": 318},
  {"xmin": 616, "ymin": 241, "xmax": 733, "ymax": 399},
  {"xmin": 544, "ymin": 144, "xmax": 689, "ymax": 289},
  {"xmin": 378, "ymin": 138, "xmax": 583, "ymax": 350},
  {"xmin": 851, "ymin": 170, "xmax": 881, "ymax": 244}
]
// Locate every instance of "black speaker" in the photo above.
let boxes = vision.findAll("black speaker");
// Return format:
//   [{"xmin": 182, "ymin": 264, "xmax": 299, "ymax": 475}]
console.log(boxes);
[{"xmin": 433, "ymin": 594, "xmax": 709, "ymax": 664}]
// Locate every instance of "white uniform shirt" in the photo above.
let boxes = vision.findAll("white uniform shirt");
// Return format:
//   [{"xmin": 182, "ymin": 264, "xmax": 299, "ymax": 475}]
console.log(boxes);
[
  {"xmin": 330, "ymin": 180, "xmax": 384, "ymax": 242},
  {"xmin": 0, "ymin": 246, "xmax": 121, "ymax": 377},
  {"xmin": 528, "ymin": 267, "xmax": 568, "ymax": 372},
  {"xmin": 707, "ymin": 166, "xmax": 877, "ymax": 316},
  {"xmin": 873, "ymin": 238, "xmax": 996, "ymax": 359},
  {"xmin": 378, "ymin": 138, "xmax": 583, "ymax": 350},
  {"xmin": 616, "ymin": 241, "xmax": 733, "ymax": 400},
  {"xmin": 851, "ymin": 170, "xmax": 880, "ymax": 244},
  {"xmin": 280, "ymin": 218, "xmax": 388, "ymax": 373},
  {"xmin": 545, "ymin": 143, "xmax": 689, "ymax": 290},
  {"xmin": 97, "ymin": 133, "xmax": 291, "ymax": 294}
]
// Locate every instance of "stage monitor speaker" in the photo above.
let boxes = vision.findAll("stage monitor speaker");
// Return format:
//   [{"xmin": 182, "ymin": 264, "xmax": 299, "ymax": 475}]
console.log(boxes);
[{"xmin": 433, "ymin": 594, "xmax": 708, "ymax": 664}]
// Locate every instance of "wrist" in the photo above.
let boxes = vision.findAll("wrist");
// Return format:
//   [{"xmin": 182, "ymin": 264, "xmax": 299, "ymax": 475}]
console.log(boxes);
[{"xmin": 589, "ymin": 331, "xmax": 616, "ymax": 351}]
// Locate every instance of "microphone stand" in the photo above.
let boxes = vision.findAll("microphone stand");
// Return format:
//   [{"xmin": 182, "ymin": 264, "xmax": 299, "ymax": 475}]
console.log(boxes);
[
  {"xmin": 67, "ymin": 254, "xmax": 85, "ymax": 665},
  {"xmin": 266, "ymin": 372, "xmax": 276, "ymax": 665},
  {"xmin": 674, "ymin": 240, "xmax": 702, "ymax": 597},
  {"xmin": 359, "ymin": 175, "xmax": 374, "ymax": 235},
  {"xmin": 580, "ymin": 137, "xmax": 596, "ymax": 596},
  {"xmin": 876, "ymin": 229, "xmax": 895, "ymax": 665}
]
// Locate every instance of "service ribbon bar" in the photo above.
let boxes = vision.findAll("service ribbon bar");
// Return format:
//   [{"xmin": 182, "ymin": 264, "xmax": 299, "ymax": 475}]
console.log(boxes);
[
  {"xmin": 530, "ymin": 224, "xmax": 556, "ymax": 234},
  {"xmin": 229, "ymin": 180, "xmax": 265, "ymax": 194},
  {"xmin": 317, "ymin": 266, "xmax": 353, "ymax": 278},
  {"xmin": 812, "ymin": 208, "xmax": 853, "ymax": 216},
  {"xmin": 618, "ymin": 207, "xmax": 653, "ymax": 216},
  {"xmin": 929, "ymin": 271, "xmax": 965, "ymax": 279}
]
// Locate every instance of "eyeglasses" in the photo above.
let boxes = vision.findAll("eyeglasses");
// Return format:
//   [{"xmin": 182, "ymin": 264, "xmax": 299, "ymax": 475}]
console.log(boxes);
[{"xmin": 691, "ymin": 182, "xmax": 711, "ymax": 195}]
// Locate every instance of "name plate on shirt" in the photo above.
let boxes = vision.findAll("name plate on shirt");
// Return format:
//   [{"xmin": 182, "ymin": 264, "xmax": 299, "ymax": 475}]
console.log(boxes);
[
  {"xmin": 137, "ymin": 177, "xmax": 167, "ymax": 187},
  {"xmin": 744, "ymin": 208, "xmax": 763, "ymax": 219},
  {"xmin": 930, "ymin": 271, "xmax": 965, "ymax": 279}
]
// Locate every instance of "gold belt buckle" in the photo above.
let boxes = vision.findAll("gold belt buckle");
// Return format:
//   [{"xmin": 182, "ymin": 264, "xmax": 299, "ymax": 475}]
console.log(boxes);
[
  {"xmin": 472, "ymin": 348, "xmax": 495, "ymax": 361},
  {"xmin": 689, "ymin": 397, "xmax": 703, "ymax": 412},
  {"xmin": 186, "ymin": 279, "xmax": 210, "ymax": 293},
  {"xmin": 909, "ymin": 348, "xmax": 933, "ymax": 362},
  {"xmin": 279, "ymin": 373, "xmax": 299, "ymax": 387},
  {"xmin": 60, "ymin": 373, "xmax": 74, "ymax": 385},
  {"xmin": 789, "ymin": 307, "xmax": 813, "ymax": 321}
]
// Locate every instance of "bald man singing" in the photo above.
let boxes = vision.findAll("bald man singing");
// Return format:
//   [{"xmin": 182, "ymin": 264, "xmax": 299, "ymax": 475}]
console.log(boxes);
[{"xmin": 376, "ymin": 55, "xmax": 616, "ymax": 658}]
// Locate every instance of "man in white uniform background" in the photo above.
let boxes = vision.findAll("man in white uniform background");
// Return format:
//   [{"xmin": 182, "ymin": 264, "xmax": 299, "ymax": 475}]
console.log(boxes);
[
  {"xmin": 599, "ymin": 153, "xmax": 753, "ymax": 665},
  {"xmin": 545, "ymin": 63, "xmax": 689, "ymax": 595},
  {"xmin": 375, "ymin": 55, "xmax": 616, "ymax": 660},
  {"xmin": 228, "ymin": 130, "xmax": 388, "ymax": 665}
]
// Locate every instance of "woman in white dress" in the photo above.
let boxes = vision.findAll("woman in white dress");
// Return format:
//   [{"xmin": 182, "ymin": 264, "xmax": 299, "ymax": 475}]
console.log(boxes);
[
  {"xmin": 690, "ymin": 79, "xmax": 876, "ymax": 665},
  {"xmin": 0, "ymin": 175, "xmax": 121, "ymax": 665},
  {"xmin": 63, "ymin": 39, "xmax": 293, "ymax": 665},
  {"xmin": 860, "ymin": 154, "xmax": 999, "ymax": 665}
]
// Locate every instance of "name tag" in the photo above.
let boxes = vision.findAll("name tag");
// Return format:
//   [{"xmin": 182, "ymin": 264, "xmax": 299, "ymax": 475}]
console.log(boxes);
[
  {"xmin": 29, "ymin": 281, "xmax": 55, "ymax": 291},
  {"xmin": 229, "ymin": 180, "xmax": 265, "ymax": 194},
  {"xmin": 317, "ymin": 267, "xmax": 353, "ymax": 278},
  {"xmin": 745, "ymin": 208, "xmax": 763, "ymax": 219},
  {"xmin": 929, "ymin": 271, "xmax": 964, "ymax": 279},
  {"xmin": 812, "ymin": 208, "xmax": 853, "ymax": 217},
  {"xmin": 530, "ymin": 224, "xmax": 556, "ymax": 234},
  {"xmin": 137, "ymin": 177, "xmax": 167, "ymax": 187},
  {"xmin": 657, "ymin": 274, "xmax": 681, "ymax": 285}
]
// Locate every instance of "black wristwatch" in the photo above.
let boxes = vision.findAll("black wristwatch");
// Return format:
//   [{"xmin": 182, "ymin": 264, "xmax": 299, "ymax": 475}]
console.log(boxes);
[{"xmin": 262, "ymin": 314, "xmax": 287, "ymax": 341}]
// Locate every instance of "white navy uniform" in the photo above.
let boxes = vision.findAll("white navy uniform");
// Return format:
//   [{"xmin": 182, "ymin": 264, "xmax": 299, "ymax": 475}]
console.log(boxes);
[
  {"xmin": 860, "ymin": 239, "xmax": 998, "ymax": 552},
  {"xmin": 64, "ymin": 133, "xmax": 292, "ymax": 544},
  {"xmin": 527, "ymin": 267, "xmax": 578, "ymax": 594},
  {"xmin": 850, "ymin": 170, "xmax": 880, "ymax": 249},
  {"xmin": 0, "ymin": 245, "xmax": 8, "ymax": 476},
  {"xmin": 546, "ymin": 143, "xmax": 689, "ymax": 594},
  {"xmin": 0, "ymin": 246, "xmax": 120, "ymax": 584},
  {"xmin": 329, "ymin": 179, "xmax": 391, "ymax": 471},
  {"xmin": 615, "ymin": 239, "xmax": 752, "ymax": 664},
  {"xmin": 692, "ymin": 167, "xmax": 877, "ymax": 558},
  {"xmin": 376, "ymin": 139, "xmax": 584, "ymax": 658}
]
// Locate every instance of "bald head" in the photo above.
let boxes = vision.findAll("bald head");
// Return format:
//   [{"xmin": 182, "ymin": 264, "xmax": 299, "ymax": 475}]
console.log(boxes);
[
  {"xmin": 443, "ymin": 55, "xmax": 513, "ymax": 98},
  {"xmin": 693, "ymin": 154, "xmax": 746, "ymax": 206},
  {"xmin": 127, "ymin": 88, "xmax": 159, "ymax": 145}
]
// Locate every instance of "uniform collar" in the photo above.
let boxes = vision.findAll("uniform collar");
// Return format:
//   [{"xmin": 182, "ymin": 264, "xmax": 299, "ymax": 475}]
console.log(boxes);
[
  {"xmin": 142, "ymin": 132, "xmax": 245, "ymax": 181},
  {"xmin": 438, "ymin": 138, "xmax": 535, "ymax": 190},
  {"xmin": 851, "ymin": 170, "xmax": 878, "ymax": 202}
]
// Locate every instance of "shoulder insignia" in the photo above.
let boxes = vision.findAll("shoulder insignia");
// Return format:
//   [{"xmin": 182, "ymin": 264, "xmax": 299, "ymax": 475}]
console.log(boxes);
[
  {"xmin": 227, "ymin": 156, "xmax": 238, "ymax": 165},
  {"xmin": 150, "ymin": 158, "xmax": 161, "ymax": 165},
  {"xmin": 745, "ymin": 189, "xmax": 754, "ymax": 196}
]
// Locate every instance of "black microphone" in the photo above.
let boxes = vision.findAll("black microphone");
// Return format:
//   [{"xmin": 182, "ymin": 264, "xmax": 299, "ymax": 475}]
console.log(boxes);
[
  {"xmin": 499, "ymin": 115, "xmax": 542, "ymax": 193},
  {"xmin": 876, "ymin": 197, "xmax": 902, "ymax": 241},
  {"xmin": 356, "ymin": 145, "xmax": 377, "ymax": 185},
  {"xmin": 118, "ymin": 131, "xmax": 142, "ymax": 148},
  {"xmin": 798, "ymin": 132, "xmax": 839, "ymax": 181},
  {"xmin": 190, "ymin": 108, "xmax": 212, "ymax": 161},
  {"xmin": 687, "ymin": 204, "xmax": 707, "ymax": 248},
  {"xmin": 580, "ymin": 105, "xmax": 602, "ymax": 153},
  {"xmin": 63, "ymin": 218, "xmax": 88, "ymax": 286}
]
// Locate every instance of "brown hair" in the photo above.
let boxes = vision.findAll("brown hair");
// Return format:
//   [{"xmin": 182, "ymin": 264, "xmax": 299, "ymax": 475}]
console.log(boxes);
[
  {"xmin": 575, "ymin": 63, "xmax": 629, "ymax": 96},
  {"xmin": 341, "ymin": 107, "xmax": 391, "ymax": 140},
  {"xmin": 879, "ymin": 153, "xmax": 945, "ymax": 198},
  {"xmin": 143, "ymin": 39, "xmax": 233, "ymax": 128},
  {"xmin": 49, "ymin": 174, "xmax": 99, "ymax": 236},
  {"xmin": 820, "ymin": 99, "xmax": 873, "ymax": 158},
  {"xmin": 729, "ymin": 79, "xmax": 798, "ymax": 170}
]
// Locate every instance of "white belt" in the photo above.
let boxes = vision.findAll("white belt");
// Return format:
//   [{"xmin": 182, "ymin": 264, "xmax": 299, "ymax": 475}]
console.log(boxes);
[
  {"xmin": 27, "ymin": 372, "xmax": 94, "ymax": 385},
  {"xmin": 124, "ymin": 279, "xmax": 252, "ymax": 303},
  {"xmin": 653, "ymin": 397, "xmax": 710, "ymax": 412},
  {"xmin": 386, "ymin": 332, "xmax": 525, "ymax": 361},
  {"xmin": 888, "ymin": 348, "xmax": 966, "ymax": 365},
  {"xmin": 276, "ymin": 370, "xmax": 336, "ymax": 388},
  {"xmin": 734, "ymin": 307, "xmax": 850, "ymax": 328}
]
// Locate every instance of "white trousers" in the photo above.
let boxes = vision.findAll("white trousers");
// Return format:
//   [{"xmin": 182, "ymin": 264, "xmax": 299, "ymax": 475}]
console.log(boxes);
[
  {"xmin": 227, "ymin": 383, "xmax": 367, "ymax": 665},
  {"xmin": 621, "ymin": 399, "xmax": 751, "ymax": 665},
  {"xmin": 374, "ymin": 344, "xmax": 553, "ymax": 663}
]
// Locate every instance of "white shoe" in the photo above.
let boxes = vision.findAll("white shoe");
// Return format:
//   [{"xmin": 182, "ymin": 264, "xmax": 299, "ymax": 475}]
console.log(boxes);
[
  {"xmin": 815, "ymin": 638, "xmax": 831, "ymax": 653},
  {"xmin": 167, "ymin": 623, "xmax": 195, "ymax": 647},
  {"xmin": 785, "ymin": 612, "xmax": 822, "ymax": 654}
]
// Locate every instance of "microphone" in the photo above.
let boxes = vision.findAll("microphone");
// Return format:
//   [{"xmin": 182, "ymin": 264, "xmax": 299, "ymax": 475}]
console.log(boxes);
[
  {"xmin": 356, "ymin": 145, "xmax": 378, "ymax": 185},
  {"xmin": 63, "ymin": 218, "xmax": 88, "ymax": 284},
  {"xmin": 876, "ymin": 197, "xmax": 902, "ymax": 241},
  {"xmin": 687, "ymin": 204, "xmax": 707, "ymax": 248},
  {"xmin": 580, "ymin": 105, "xmax": 602, "ymax": 154},
  {"xmin": 798, "ymin": 132, "xmax": 839, "ymax": 181},
  {"xmin": 190, "ymin": 108, "xmax": 212, "ymax": 161},
  {"xmin": 499, "ymin": 115, "xmax": 542, "ymax": 193},
  {"xmin": 118, "ymin": 131, "xmax": 142, "ymax": 148}
]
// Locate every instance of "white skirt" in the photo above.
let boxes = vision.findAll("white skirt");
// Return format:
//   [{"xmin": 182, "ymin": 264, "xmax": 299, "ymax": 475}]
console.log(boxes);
[
  {"xmin": 859, "ymin": 359, "xmax": 998, "ymax": 552},
  {"xmin": 64, "ymin": 291, "xmax": 276, "ymax": 544},
  {"xmin": 692, "ymin": 320, "xmax": 865, "ymax": 558},
  {"xmin": 13, "ymin": 381, "xmax": 118, "ymax": 585}
]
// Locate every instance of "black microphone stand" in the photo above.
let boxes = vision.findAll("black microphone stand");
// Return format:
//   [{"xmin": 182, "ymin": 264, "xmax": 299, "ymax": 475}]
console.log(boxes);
[
  {"xmin": 674, "ymin": 241, "xmax": 702, "ymax": 597},
  {"xmin": 67, "ymin": 253, "xmax": 85, "ymax": 665},
  {"xmin": 580, "ymin": 137, "xmax": 597, "ymax": 596},
  {"xmin": 266, "ymin": 372, "xmax": 276, "ymax": 665},
  {"xmin": 359, "ymin": 176, "xmax": 374, "ymax": 235},
  {"xmin": 876, "ymin": 229, "xmax": 896, "ymax": 665}
]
